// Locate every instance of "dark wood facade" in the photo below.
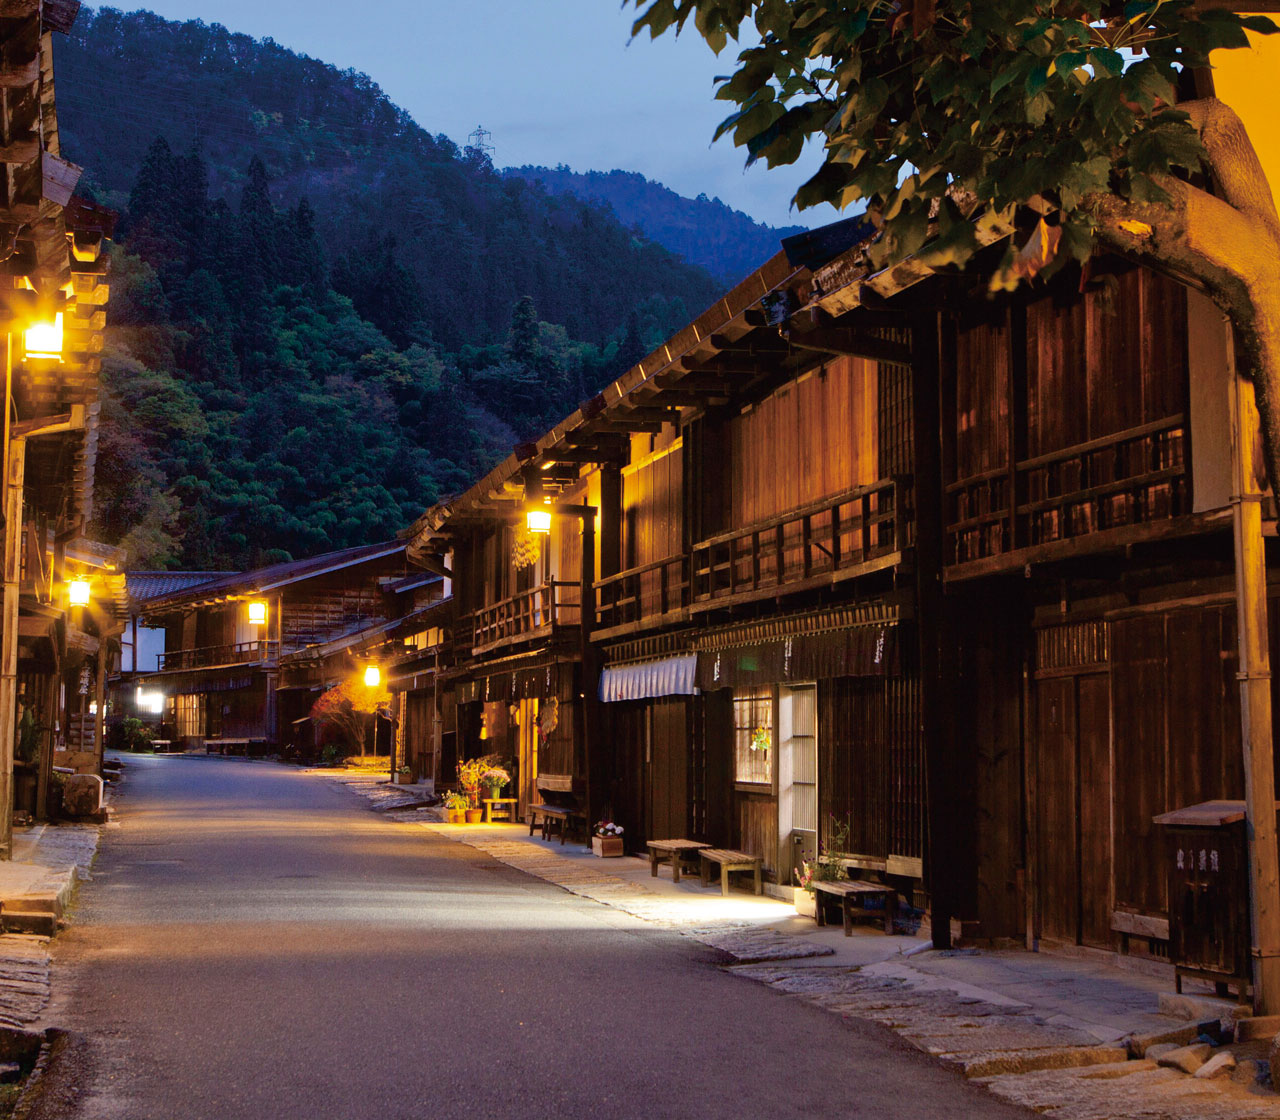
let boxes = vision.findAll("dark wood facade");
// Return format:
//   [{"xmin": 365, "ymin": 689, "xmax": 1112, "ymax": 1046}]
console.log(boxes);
[{"xmin": 407, "ymin": 221, "xmax": 1268, "ymax": 959}]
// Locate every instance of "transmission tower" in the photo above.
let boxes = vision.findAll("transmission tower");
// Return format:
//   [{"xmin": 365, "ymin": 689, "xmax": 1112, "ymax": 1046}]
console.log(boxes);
[{"xmin": 467, "ymin": 125, "xmax": 495, "ymax": 162}]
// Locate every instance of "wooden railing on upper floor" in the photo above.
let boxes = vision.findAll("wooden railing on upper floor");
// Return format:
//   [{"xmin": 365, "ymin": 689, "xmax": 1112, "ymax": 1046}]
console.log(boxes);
[
  {"xmin": 595, "ymin": 555, "xmax": 690, "ymax": 633},
  {"xmin": 945, "ymin": 414, "xmax": 1188, "ymax": 568},
  {"xmin": 692, "ymin": 477, "xmax": 912, "ymax": 607},
  {"xmin": 593, "ymin": 477, "xmax": 912, "ymax": 634},
  {"xmin": 157, "ymin": 640, "xmax": 280, "ymax": 672},
  {"xmin": 471, "ymin": 580, "xmax": 580, "ymax": 653}
]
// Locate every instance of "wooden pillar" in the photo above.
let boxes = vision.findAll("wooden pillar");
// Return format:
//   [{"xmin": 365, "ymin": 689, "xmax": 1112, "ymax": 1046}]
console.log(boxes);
[
  {"xmin": 93, "ymin": 634, "xmax": 108, "ymax": 773},
  {"xmin": 577, "ymin": 506, "xmax": 606, "ymax": 825},
  {"xmin": 0, "ymin": 425, "xmax": 25, "ymax": 857},
  {"xmin": 598, "ymin": 463, "xmax": 622, "ymax": 581},
  {"xmin": 1228, "ymin": 368, "xmax": 1280, "ymax": 1015},
  {"xmin": 912, "ymin": 310, "xmax": 955, "ymax": 948}
]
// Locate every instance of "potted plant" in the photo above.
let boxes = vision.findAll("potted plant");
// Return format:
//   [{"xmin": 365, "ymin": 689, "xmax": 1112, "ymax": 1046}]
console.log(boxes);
[
  {"xmin": 455, "ymin": 757, "xmax": 486, "ymax": 822},
  {"xmin": 592, "ymin": 820, "xmax": 625, "ymax": 858},
  {"xmin": 442, "ymin": 790, "xmax": 469, "ymax": 824},
  {"xmin": 481, "ymin": 762, "xmax": 511, "ymax": 801},
  {"xmin": 797, "ymin": 815, "xmax": 851, "ymax": 916},
  {"xmin": 395, "ymin": 764, "xmax": 413, "ymax": 785}
]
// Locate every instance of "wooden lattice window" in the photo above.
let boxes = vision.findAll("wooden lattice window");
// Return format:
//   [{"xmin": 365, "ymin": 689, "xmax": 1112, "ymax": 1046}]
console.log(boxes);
[{"xmin": 733, "ymin": 687, "xmax": 773, "ymax": 786}]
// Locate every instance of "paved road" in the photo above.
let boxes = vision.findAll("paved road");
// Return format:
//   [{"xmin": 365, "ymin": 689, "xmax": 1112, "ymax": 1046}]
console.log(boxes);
[{"xmin": 33, "ymin": 756, "xmax": 1029, "ymax": 1119}]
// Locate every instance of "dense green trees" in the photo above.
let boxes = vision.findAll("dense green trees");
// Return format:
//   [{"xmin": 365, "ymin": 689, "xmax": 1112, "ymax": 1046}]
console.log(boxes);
[{"xmin": 63, "ymin": 13, "xmax": 732, "ymax": 569}]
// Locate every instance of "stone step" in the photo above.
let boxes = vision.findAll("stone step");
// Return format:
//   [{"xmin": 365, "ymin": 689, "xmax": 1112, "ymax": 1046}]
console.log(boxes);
[{"xmin": 1, "ymin": 912, "xmax": 57, "ymax": 937}]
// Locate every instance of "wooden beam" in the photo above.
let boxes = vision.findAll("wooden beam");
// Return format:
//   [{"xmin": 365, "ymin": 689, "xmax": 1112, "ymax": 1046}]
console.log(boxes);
[
  {"xmin": 611, "ymin": 406, "xmax": 681, "ymax": 424},
  {"xmin": 543, "ymin": 447, "xmax": 624, "ymax": 464},
  {"xmin": 709, "ymin": 332, "xmax": 788, "ymax": 353},
  {"xmin": 643, "ymin": 388, "xmax": 726, "ymax": 406},
  {"xmin": 788, "ymin": 327, "xmax": 912, "ymax": 365}
]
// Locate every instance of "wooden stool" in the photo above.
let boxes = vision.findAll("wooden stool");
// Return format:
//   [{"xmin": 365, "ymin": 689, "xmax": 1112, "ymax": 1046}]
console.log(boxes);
[{"xmin": 483, "ymin": 797, "xmax": 519, "ymax": 823}]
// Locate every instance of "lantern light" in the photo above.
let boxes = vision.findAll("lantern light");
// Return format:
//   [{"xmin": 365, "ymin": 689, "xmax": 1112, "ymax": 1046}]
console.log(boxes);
[
  {"xmin": 67, "ymin": 576, "xmax": 91, "ymax": 606},
  {"xmin": 363, "ymin": 664, "xmax": 381, "ymax": 688},
  {"xmin": 526, "ymin": 508, "xmax": 552, "ymax": 535},
  {"xmin": 247, "ymin": 600, "xmax": 268, "ymax": 625},
  {"xmin": 24, "ymin": 313, "xmax": 63, "ymax": 359}
]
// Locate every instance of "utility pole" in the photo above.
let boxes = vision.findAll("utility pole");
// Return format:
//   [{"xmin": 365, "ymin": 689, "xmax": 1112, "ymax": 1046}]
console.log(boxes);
[{"xmin": 1228, "ymin": 356, "xmax": 1280, "ymax": 1016}]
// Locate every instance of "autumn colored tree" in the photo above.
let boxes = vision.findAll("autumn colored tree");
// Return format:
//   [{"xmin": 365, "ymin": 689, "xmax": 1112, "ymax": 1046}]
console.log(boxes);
[
  {"xmin": 309, "ymin": 677, "xmax": 391, "ymax": 756},
  {"xmin": 629, "ymin": 0, "xmax": 1280, "ymax": 481}
]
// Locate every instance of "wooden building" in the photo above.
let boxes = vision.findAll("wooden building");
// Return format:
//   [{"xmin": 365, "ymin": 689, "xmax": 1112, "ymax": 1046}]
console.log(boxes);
[
  {"xmin": 135, "ymin": 542, "xmax": 419, "ymax": 751},
  {"xmin": 406, "ymin": 207, "xmax": 1278, "ymax": 960},
  {"xmin": 0, "ymin": 0, "xmax": 115, "ymax": 847}
]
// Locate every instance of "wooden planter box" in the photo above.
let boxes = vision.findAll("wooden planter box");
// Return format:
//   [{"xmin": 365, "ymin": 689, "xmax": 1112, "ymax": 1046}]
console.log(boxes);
[
  {"xmin": 592, "ymin": 835, "xmax": 624, "ymax": 858},
  {"xmin": 394, "ymin": 772, "xmax": 414, "ymax": 785}
]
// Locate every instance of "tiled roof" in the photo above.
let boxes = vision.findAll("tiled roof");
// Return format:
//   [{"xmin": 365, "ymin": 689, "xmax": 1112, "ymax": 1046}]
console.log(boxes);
[
  {"xmin": 126, "ymin": 571, "xmax": 230, "ymax": 605},
  {"xmin": 141, "ymin": 541, "xmax": 406, "ymax": 613}
]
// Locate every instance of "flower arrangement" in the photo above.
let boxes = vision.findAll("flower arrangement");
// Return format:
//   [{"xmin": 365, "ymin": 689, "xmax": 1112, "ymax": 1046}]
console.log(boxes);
[
  {"xmin": 442, "ymin": 790, "xmax": 469, "ymax": 811},
  {"xmin": 750, "ymin": 727, "xmax": 771, "ymax": 753},
  {"xmin": 481, "ymin": 763, "xmax": 511, "ymax": 796},
  {"xmin": 456, "ymin": 757, "xmax": 489, "ymax": 806},
  {"xmin": 593, "ymin": 820, "xmax": 624, "ymax": 838},
  {"xmin": 397, "ymin": 764, "xmax": 411, "ymax": 776},
  {"xmin": 798, "ymin": 814, "xmax": 851, "ymax": 894}
]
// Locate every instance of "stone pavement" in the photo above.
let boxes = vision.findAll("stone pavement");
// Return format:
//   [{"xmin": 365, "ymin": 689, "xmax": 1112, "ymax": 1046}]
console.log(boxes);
[
  {"xmin": 0, "ymin": 816, "xmax": 104, "ymax": 1030},
  {"xmin": 322, "ymin": 768, "xmax": 1280, "ymax": 1119}
]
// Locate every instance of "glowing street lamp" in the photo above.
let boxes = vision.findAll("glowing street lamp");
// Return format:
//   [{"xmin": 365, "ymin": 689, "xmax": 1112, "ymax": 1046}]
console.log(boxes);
[
  {"xmin": 247, "ymin": 600, "xmax": 268, "ymax": 625},
  {"xmin": 24, "ymin": 313, "xmax": 63, "ymax": 360},
  {"xmin": 363, "ymin": 664, "xmax": 381, "ymax": 688},
  {"xmin": 525, "ymin": 507, "xmax": 552, "ymax": 535},
  {"xmin": 67, "ymin": 576, "xmax": 91, "ymax": 606}
]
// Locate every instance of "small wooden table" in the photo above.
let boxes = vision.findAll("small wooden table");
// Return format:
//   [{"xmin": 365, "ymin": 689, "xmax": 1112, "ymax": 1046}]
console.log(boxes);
[
  {"xmin": 647, "ymin": 839, "xmax": 710, "ymax": 883},
  {"xmin": 812, "ymin": 879, "xmax": 898, "ymax": 935},
  {"xmin": 699, "ymin": 848, "xmax": 763, "ymax": 896},
  {"xmin": 483, "ymin": 797, "xmax": 519, "ymax": 823}
]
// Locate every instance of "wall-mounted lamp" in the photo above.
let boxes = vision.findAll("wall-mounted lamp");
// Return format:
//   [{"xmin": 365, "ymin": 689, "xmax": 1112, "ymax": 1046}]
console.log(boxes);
[
  {"xmin": 363, "ymin": 664, "xmax": 381, "ymax": 688},
  {"xmin": 67, "ymin": 576, "xmax": 91, "ymax": 606},
  {"xmin": 24, "ymin": 313, "xmax": 63, "ymax": 360},
  {"xmin": 526, "ymin": 508, "xmax": 552, "ymax": 535},
  {"xmin": 247, "ymin": 600, "xmax": 268, "ymax": 625}
]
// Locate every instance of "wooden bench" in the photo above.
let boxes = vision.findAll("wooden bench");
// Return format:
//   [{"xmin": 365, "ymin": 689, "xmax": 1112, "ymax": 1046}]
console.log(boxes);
[
  {"xmin": 483, "ymin": 797, "xmax": 519, "ymax": 824},
  {"xmin": 698, "ymin": 848, "xmax": 763, "ymax": 896},
  {"xmin": 647, "ymin": 839, "xmax": 710, "ymax": 883},
  {"xmin": 527, "ymin": 775, "xmax": 587, "ymax": 844},
  {"xmin": 812, "ymin": 879, "xmax": 898, "ymax": 935}
]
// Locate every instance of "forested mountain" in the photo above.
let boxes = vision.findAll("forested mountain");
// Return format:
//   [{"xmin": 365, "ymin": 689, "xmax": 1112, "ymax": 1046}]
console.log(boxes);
[
  {"xmin": 505, "ymin": 167, "xmax": 808, "ymax": 285},
  {"xmin": 54, "ymin": 9, "xmax": 736, "ymax": 569}
]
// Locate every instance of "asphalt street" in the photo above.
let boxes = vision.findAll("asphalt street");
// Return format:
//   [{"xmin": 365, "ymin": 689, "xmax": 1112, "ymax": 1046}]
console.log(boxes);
[{"xmin": 31, "ymin": 756, "xmax": 1030, "ymax": 1119}]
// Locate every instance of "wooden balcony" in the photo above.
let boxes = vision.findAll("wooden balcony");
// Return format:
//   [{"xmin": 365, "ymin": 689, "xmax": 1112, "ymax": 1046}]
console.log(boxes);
[
  {"xmin": 945, "ymin": 415, "xmax": 1191, "ymax": 577},
  {"xmin": 156, "ymin": 640, "xmax": 280, "ymax": 672},
  {"xmin": 692, "ymin": 477, "xmax": 912, "ymax": 610},
  {"xmin": 593, "ymin": 478, "xmax": 912, "ymax": 638},
  {"xmin": 471, "ymin": 580, "xmax": 580, "ymax": 654},
  {"xmin": 595, "ymin": 556, "xmax": 690, "ymax": 634}
]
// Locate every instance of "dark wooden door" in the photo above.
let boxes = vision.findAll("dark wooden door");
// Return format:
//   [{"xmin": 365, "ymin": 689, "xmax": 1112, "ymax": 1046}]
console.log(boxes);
[
  {"xmin": 1077, "ymin": 674, "xmax": 1112, "ymax": 948},
  {"xmin": 647, "ymin": 699, "xmax": 689, "ymax": 841},
  {"xmin": 1035, "ymin": 676, "xmax": 1079, "ymax": 944},
  {"xmin": 1034, "ymin": 672, "xmax": 1112, "ymax": 948}
]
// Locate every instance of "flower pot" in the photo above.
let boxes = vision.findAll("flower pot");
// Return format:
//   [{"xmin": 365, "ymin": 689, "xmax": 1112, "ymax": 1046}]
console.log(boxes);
[
  {"xmin": 794, "ymin": 889, "xmax": 817, "ymax": 918},
  {"xmin": 464, "ymin": 808, "xmax": 484, "ymax": 824},
  {"xmin": 447, "ymin": 809, "xmax": 465, "ymax": 824},
  {"xmin": 592, "ymin": 835, "xmax": 624, "ymax": 858}
]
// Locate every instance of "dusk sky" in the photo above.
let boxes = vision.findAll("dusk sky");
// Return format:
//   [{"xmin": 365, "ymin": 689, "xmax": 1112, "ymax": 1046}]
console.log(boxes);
[{"xmin": 122, "ymin": 0, "xmax": 839, "ymax": 230}]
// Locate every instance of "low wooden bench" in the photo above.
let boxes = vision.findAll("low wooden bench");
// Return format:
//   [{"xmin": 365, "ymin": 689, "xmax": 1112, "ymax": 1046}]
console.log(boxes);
[
  {"xmin": 527, "ymin": 775, "xmax": 587, "ymax": 845},
  {"xmin": 647, "ymin": 839, "xmax": 710, "ymax": 883},
  {"xmin": 699, "ymin": 848, "xmax": 763, "ymax": 896},
  {"xmin": 483, "ymin": 797, "xmax": 519, "ymax": 824},
  {"xmin": 813, "ymin": 879, "xmax": 898, "ymax": 935}
]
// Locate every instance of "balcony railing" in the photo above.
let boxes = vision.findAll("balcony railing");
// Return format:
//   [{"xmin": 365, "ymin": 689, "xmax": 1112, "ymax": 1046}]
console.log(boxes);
[
  {"xmin": 472, "ymin": 580, "xmax": 580, "ymax": 652},
  {"xmin": 946, "ymin": 415, "xmax": 1188, "ymax": 567},
  {"xmin": 692, "ymin": 477, "xmax": 912, "ymax": 607},
  {"xmin": 156, "ymin": 640, "xmax": 280, "ymax": 672},
  {"xmin": 595, "ymin": 555, "xmax": 690, "ymax": 632}
]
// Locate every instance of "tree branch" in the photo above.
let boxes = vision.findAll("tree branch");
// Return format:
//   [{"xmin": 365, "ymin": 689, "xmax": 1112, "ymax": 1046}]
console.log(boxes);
[{"xmin": 1181, "ymin": 97, "xmax": 1280, "ymax": 245}]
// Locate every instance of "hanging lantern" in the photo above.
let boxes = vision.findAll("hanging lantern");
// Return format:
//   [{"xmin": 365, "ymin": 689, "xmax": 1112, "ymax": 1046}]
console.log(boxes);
[
  {"xmin": 526, "ymin": 508, "xmax": 552, "ymax": 535},
  {"xmin": 24, "ymin": 313, "xmax": 63, "ymax": 360},
  {"xmin": 247, "ymin": 600, "xmax": 268, "ymax": 625},
  {"xmin": 363, "ymin": 664, "xmax": 381, "ymax": 688},
  {"xmin": 67, "ymin": 576, "xmax": 91, "ymax": 606}
]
